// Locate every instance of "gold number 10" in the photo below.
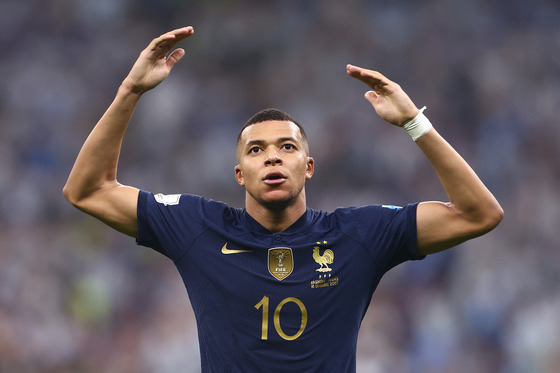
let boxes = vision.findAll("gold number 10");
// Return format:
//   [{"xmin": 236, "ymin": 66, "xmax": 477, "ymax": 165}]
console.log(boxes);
[{"xmin": 254, "ymin": 296, "xmax": 308, "ymax": 341}]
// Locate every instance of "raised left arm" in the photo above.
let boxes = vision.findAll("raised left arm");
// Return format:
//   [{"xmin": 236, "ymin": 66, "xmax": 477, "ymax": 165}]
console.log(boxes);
[
  {"xmin": 346, "ymin": 64, "xmax": 503, "ymax": 256},
  {"xmin": 413, "ymin": 128, "xmax": 503, "ymax": 255}
]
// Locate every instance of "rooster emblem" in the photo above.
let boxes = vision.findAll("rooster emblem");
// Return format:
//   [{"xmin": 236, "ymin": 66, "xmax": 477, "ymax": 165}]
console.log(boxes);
[{"xmin": 313, "ymin": 242, "xmax": 334, "ymax": 272}]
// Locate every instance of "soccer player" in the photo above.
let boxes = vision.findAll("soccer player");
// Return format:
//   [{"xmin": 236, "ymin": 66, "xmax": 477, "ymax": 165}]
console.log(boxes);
[{"xmin": 63, "ymin": 27, "xmax": 503, "ymax": 372}]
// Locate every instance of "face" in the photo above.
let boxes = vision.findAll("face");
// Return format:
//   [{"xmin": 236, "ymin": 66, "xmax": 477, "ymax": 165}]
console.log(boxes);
[{"xmin": 235, "ymin": 120, "xmax": 314, "ymax": 210}]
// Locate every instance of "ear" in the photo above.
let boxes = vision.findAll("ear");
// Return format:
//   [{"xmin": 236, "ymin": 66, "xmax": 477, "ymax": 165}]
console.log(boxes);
[
  {"xmin": 234, "ymin": 165, "xmax": 245, "ymax": 186},
  {"xmin": 305, "ymin": 157, "xmax": 314, "ymax": 180}
]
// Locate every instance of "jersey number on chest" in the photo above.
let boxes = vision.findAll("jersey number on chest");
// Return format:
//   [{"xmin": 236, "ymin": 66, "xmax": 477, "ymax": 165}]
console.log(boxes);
[{"xmin": 254, "ymin": 296, "xmax": 308, "ymax": 341}]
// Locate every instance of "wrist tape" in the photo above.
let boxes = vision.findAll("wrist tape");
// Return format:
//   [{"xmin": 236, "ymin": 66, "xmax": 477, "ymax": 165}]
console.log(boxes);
[{"xmin": 402, "ymin": 106, "xmax": 432, "ymax": 141}]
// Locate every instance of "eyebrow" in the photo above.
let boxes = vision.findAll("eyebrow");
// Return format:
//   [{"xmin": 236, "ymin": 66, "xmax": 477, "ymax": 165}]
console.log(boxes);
[{"xmin": 245, "ymin": 137, "xmax": 298, "ymax": 148}]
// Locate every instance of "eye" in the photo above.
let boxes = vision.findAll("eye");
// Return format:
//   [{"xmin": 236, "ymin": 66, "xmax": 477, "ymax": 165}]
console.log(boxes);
[
  {"xmin": 248, "ymin": 147, "xmax": 262, "ymax": 154},
  {"xmin": 282, "ymin": 144, "xmax": 296, "ymax": 151}
]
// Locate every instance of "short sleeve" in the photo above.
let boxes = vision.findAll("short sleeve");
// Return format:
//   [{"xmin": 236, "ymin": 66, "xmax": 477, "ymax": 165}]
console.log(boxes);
[
  {"xmin": 335, "ymin": 203, "xmax": 423, "ymax": 272},
  {"xmin": 136, "ymin": 190, "xmax": 215, "ymax": 262}
]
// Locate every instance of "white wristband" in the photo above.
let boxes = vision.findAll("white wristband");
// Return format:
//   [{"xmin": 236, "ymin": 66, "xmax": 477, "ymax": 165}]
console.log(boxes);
[{"xmin": 402, "ymin": 106, "xmax": 432, "ymax": 141}]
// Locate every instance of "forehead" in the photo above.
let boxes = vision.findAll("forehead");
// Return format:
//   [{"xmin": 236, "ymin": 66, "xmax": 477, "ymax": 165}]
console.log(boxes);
[{"xmin": 239, "ymin": 120, "xmax": 303, "ymax": 145}]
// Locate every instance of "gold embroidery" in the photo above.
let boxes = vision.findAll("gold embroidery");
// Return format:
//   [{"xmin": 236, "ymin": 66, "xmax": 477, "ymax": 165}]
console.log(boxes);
[
  {"xmin": 313, "ymin": 242, "xmax": 334, "ymax": 272},
  {"xmin": 268, "ymin": 248, "xmax": 293, "ymax": 281}
]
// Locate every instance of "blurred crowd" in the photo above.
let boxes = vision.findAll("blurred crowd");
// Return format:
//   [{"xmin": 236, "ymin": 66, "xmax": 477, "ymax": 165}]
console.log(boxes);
[{"xmin": 1, "ymin": 0, "xmax": 559, "ymax": 372}]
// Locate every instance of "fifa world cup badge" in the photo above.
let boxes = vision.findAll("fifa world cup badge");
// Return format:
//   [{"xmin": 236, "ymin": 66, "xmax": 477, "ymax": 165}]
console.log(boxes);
[{"xmin": 268, "ymin": 248, "xmax": 293, "ymax": 281}]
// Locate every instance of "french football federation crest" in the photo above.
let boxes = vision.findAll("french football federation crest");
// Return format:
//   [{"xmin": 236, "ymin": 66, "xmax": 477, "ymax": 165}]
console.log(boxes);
[
  {"xmin": 313, "ymin": 241, "xmax": 334, "ymax": 272},
  {"xmin": 268, "ymin": 248, "xmax": 293, "ymax": 281}
]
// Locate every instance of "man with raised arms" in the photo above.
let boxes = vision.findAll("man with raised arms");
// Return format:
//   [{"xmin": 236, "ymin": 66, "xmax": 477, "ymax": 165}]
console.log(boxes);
[{"xmin": 64, "ymin": 27, "xmax": 503, "ymax": 372}]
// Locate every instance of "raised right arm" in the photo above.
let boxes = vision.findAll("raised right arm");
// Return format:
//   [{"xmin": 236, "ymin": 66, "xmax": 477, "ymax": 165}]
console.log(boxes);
[{"xmin": 63, "ymin": 27, "xmax": 194, "ymax": 238}]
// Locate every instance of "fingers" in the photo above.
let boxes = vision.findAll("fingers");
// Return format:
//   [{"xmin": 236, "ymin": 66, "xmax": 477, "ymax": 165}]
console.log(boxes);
[
  {"xmin": 124, "ymin": 27, "xmax": 194, "ymax": 94},
  {"xmin": 158, "ymin": 26, "xmax": 195, "ymax": 42},
  {"xmin": 147, "ymin": 26, "xmax": 195, "ymax": 58},
  {"xmin": 166, "ymin": 48, "xmax": 186, "ymax": 67},
  {"xmin": 165, "ymin": 26, "xmax": 195, "ymax": 44},
  {"xmin": 346, "ymin": 64, "xmax": 384, "ymax": 79},
  {"xmin": 364, "ymin": 90, "xmax": 378, "ymax": 104},
  {"xmin": 347, "ymin": 65, "xmax": 419, "ymax": 126},
  {"xmin": 346, "ymin": 64, "xmax": 391, "ymax": 92}
]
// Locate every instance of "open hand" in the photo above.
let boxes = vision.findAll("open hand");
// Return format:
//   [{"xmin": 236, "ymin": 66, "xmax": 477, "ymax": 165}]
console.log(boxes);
[
  {"xmin": 122, "ymin": 26, "xmax": 195, "ymax": 95},
  {"xmin": 346, "ymin": 64, "xmax": 419, "ymax": 127}
]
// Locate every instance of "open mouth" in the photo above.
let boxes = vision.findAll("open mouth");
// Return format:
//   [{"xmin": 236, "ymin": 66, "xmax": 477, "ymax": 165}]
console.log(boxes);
[{"xmin": 264, "ymin": 172, "xmax": 286, "ymax": 185}]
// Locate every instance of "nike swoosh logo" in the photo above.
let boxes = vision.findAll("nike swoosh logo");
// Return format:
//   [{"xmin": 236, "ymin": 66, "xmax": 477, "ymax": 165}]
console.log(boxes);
[{"xmin": 221, "ymin": 243, "xmax": 252, "ymax": 254}]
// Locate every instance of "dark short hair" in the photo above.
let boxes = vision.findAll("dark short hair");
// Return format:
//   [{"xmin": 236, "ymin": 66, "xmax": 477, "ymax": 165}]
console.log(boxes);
[{"xmin": 236, "ymin": 108, "xmax": 308, "ymax": 148}]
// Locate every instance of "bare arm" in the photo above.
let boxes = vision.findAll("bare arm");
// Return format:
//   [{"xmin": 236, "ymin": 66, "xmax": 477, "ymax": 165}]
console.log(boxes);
[
  {"xmin": 346, "ymin": 64, "xmax": 503, "ymax": 255},
  {"xmin": 63, "ymin": 27, "xmax": 195, "ymax": 238}
]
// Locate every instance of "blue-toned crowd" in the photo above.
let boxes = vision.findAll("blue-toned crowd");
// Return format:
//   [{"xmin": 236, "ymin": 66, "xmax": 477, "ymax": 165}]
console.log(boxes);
[{"xmin": 1, "ymin": 0, "xmax": 559, "ymax": 372}]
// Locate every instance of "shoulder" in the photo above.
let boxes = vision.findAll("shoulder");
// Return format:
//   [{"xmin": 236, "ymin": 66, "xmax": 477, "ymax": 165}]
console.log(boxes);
[
  {"xmin": 326, "ymin": 203, "xmax": 418, "ymax": 239},
  {"xmin": 139, "ymin": 190, "xmax": 242, "ymax": 220},
  {"xmin": 331, "ymin": 203, "xmax": 413, "ymax": 221}
]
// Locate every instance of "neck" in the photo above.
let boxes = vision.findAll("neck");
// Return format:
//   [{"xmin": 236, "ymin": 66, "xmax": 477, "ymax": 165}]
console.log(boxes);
[{"xmin": 245, "ymin": 193, "xmax": 307, "ymax": 233}]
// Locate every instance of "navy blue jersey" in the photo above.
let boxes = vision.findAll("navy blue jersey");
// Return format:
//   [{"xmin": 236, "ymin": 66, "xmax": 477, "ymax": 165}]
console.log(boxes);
[{"xmin": 137, "ymin": 190, "xmax": 423, "ymax": 372}]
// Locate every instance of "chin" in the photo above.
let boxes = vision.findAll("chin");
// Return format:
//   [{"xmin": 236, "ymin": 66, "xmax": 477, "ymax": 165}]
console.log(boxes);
[
  {"xmin": 259, "ymin": 197, "xmax": 293, "ymax": 211},
  {"xmin": 257, "ymin": 191, "xmax": 299, "ymax": 210}
]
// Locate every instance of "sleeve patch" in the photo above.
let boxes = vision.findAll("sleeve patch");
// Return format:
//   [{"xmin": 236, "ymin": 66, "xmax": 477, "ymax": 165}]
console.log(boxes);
[
  {"xmin": 154, "ymin": 193, "xmax": 181, "ymax": 206},
  {"xmin": 382, "ymin": 205, "xmax": 402, "ymax": 210}
]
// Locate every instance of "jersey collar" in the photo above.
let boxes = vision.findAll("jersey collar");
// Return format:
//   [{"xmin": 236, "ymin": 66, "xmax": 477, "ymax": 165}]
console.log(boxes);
[{"xmin": 242, "ymin": 207, "xmax": 315, "ymax": 236}]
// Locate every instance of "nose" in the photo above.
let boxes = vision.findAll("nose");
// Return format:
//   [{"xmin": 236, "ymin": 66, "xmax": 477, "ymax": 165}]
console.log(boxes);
[{"xmin": 265, "ymin": 146, "xmax": 282, "ymax": 165}]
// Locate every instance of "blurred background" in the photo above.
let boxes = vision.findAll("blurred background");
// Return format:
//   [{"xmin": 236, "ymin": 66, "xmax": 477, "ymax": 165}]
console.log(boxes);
[{"xmin": 1, "ymin": 0, "xmax": 559, "ymax": 372}]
